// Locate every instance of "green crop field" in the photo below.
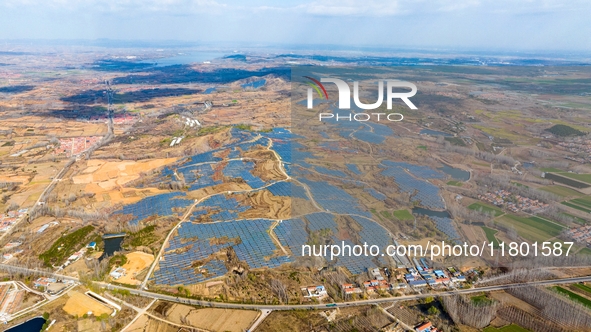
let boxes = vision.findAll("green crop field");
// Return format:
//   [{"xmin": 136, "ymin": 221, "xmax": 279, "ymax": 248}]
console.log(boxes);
[
  {"xmin": 572, "ymin": 283, "xmax": 591, "ymax": 297},
  {"xmin": 393, "ymin": 209, "xmax": 414, "ymax": 221},
  {"xmin": 558, "ymin": 173, "xmax": 591, "ymax": 185},
  {"xmin": 561, "ymin": 201, "xmax": 591, "ymax": 213},
  {"xmin": 561, "ymin": 212, "xmax": 588, "ymax": 225},
  {"xmin": 481, "ymin": 226, "xmax": 500, "ymax": 248},
  {"xmin": 447, "ymin": 180, "xmax": 463, "ymax": 186},
  {"xmin": 570, "ymin": 197, "xmax": 591, "ymax": 209},
  {"xmin": 483, "ymin": 324, "xmax": 530, "ymax": 332},
  {"xmin": 468, "ymin": 202, "xmax": 504, "ymax": 217},
  {"xmin": 540, "ymin": 167, "xmax": 564, "ymax": 172},
  {"xmin": 380, "ymin": 210, "xmax": 394, "ymax": 220},
  {"xmin": 496, "ymin": 214, "xmax": 564, "ymax": 242},
  {"xmin": 539, "ymin": 185, "xmax": 583, "ymax": 197},
  {"xmin": 552, "ymin": 286, "xmax": 591, "ymax": 309}
]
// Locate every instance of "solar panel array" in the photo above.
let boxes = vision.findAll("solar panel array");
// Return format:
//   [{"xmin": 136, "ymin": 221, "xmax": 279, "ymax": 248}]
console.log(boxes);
[
  {"xmin": 318, "ymin": 142, "xmax": 356, "ymax": 153},
  {"xmin": 241, "ymin": 79, "xmax": 266, "ymax": 89},
  {"xmin": 223, "ymin": 160, "xmax": 266, "ymax": 188},
  {"xmin": 299, "ymin": 179, "xmax": 371, "ymax": 217},
  {"xmin": 365, "ymin": 188, "xmax": 386, "ymax": 200},
  {"xmin": 381, "ymin": 163, "xmax": 445, "ymax": 209},
  {"xmin": 382, "ymin": 161, "xmax": 444, "ymax": 179},
  {"xmin": 346, "ymin": 164, "xmax": 361, "ymax": 175},
  {"xmin": 266, "ymin": 181, "xmax": 308, "ymax": 199},
  {"xmin": 353, "ymin": 130, "xmax": 386, "ymax": 144},
  {"xmin": 430, "ymin": 216, "xmax": 460, "ymax": 239},
  {"xmin": 113, "ymin": 192, "xmax": 192, "ymax": 225},
  {"xmin": 302, "ymin": 213, "xmax": 395, "ymax": 274},
  {"xmin": 314, "ymin": 166, "xmax": 348, "ymax": 178},
  {"xmin": 275, "ymin": 218, "xmax": 308, "ymax": 253},
  {"xmin": 191, "ymin": 194, "xmax": 250, "ymax": 222},
  {"xmin": 366, "ymin": 122, "xmax": 395, "ymax": 137},
  {"xmin": 153, "ymin": 218, "xmax": 294, "ymax": 285}
]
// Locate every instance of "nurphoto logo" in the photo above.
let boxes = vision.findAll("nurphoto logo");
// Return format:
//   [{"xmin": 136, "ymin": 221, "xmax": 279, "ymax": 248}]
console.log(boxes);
[{"xmin": 304, "ymin": 76, "xmax": 417, "ymax": 122}]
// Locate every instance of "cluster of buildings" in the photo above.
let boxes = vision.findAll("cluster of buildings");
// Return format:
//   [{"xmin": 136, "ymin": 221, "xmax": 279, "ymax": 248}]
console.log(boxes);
[
  {"xmin": 339, "ymin": 260, "xmax": 467, "ymax": 297},
  {"xmin": 89, "ymin": 113, "xmax": 137, "ymax": 125},
  {"xmin": 403, "ymin": 259, "xmax": 465, "ymax": 288},
  {"xmin": 478, "ymin": 190, "xmax": 548, "ymax": 213},
  {"xmin": 557, "ymin": 139, "xmax": 591, "ymax": 164},
  {"xmin": 55, "ymin": 136, "xmax": 102, "ymax": 157},
  {"xmin": 565, "ymin": 225, "xmax": 591, "ymax": 247},
  {"xmin": 33, "ymin": 277, "xmax": 71, "ymax": 295},
  {"xmin": 301, "ymin": 285, "xmax": 327, "ymax": 298},
  {"xmin": 0, "ymin": 209, "xmax": 28, "ymax": 232},
  {"xmin": 182, "ymin": 115, "xmax": 200, "ymax": 127},
  {"xmin": 169, "ymin": 136, "xmax": 184, "ymax": 147},
  {"xmin": 110, "ymin": 267, "xmax": 127, "ymax": 280},
  {"xmin": 2, "ymin": 249, "xmax": 23, "ymax": 262},
  {"xmin": 415, "ymin": 321, "xmax": 439, "ymax": 332}
]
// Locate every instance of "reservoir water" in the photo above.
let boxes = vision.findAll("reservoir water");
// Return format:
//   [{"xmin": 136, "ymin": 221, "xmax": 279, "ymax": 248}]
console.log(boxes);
[
  {"xmin": 100, "ymin": 233, "xmax": 125, "ymax": 260},
  {"xmin": 5, "ymin": 317, "xmax": 45, "ymax": 332},
  {"xmin": 438, "ymin": 164, "xmax": 470, "ymax": 181},
  {"xmin": 420, "ymin": 129, "xmax": 453, "ymax": 137},
  {"xmin": 412, "ymin": 207, "xmax": 451, "ymax": 218},
  {"xmin": 139, "ymin": 52, "xmax": 227, "ymax": 67}
]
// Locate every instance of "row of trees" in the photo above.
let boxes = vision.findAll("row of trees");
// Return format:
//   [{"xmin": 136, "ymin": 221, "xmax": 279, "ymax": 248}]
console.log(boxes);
[
  {"xmin": 473, "ymin": 173, "xmax": 558, "ymax": 204},
  {"xmin": 508, "ymin": 286, "xmax": 591, "ymax": 329},
  {"xmin": 441, "ymin": 295, "xmax": 499, "ymax": 328},
  {"xmin": 443, "ymin": 142, "xmax": 517, "ymax": 166}
]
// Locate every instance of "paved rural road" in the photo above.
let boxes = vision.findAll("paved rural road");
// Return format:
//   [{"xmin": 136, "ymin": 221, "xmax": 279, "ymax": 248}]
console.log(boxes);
[{"xmin": 2, "ymin": 263, "xmax": 591, "ymax": 311}]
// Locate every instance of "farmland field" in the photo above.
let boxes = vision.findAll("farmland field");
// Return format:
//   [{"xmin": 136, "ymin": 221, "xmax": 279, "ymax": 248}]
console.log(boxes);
[
  {"xmin": 570, "ymin": 196, "xmax": 591, "ymax": 209},
  {"xmin": 469, "ymin": 202, "xmax": 504, "ymax": 217},
  {"xmin": 557, "ymin": 172, "xmax": 591, "ymax": 185},
  {"xmin": 561, "ymin": 201, "xmax": 591, "ymax": 213},
  {"xmin": 544, "ymin": 173, "xmax": 590, "ymax": 189},
  {"xmin": 481, "ymin": 226, "xmax": 500, "ymax": 248},
  {"xmin": 495, "ymin": 214, "xmax": 564, "ymax": 242},
  {"xmin": 483, "ymin": 324, "xmax": 530, "ymax": 332},
  {"xmin": 539, "ymin": 185, "xmax": 583, "ymax": 197},
  {"xmin": 152, "ymin": 302, "xmax": 259, "ymax": 332},
  {"xmin": 572, "ymin": 283, "xmax": 591, "ymax": 297},
  {"xmin": 552, "ymin": 286, "xmax": 591, "ymax": 309},
  {"xmin": 393, "ymin": 209, "xmax": 414, "ymax": 221},
  {"xmin": 561, "ymin": 212, "xmax": 588, "ymax": 224}
]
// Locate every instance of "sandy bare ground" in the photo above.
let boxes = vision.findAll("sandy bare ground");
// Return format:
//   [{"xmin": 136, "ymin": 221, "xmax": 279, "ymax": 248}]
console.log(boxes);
[
  {"xmin": 73, "ymin": 158, "xmax": 177, "ymax": 190},
  {"xmin": 62, "ymin": 291, "xmax": 112, "ymax": 316},
  {"xmin": 157, "ymin": 303, "xmax": 259, "ymax": 332},
  {"xmin": 115, "ymin": 251, "xmax": 155, "ymax": 285}
]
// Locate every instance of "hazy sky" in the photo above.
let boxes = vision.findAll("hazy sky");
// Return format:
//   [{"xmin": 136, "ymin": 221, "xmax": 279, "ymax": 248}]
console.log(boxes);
[{"xmin": 1, "ymin": 0, "xmax": 590, "ymax": 52}]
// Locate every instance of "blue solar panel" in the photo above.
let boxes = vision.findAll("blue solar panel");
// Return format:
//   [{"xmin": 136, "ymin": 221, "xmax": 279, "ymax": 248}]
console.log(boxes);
[
  {"xmin": 299, "ymin": 179, "xmax": 371, "ymax": 217},
  {"xmin": 314, "ymin": 166, "xmax": 347, "ymax": 178},
  {"xmin": 365, "ymin": 188, "xmax": 386, "ymax": 200},
  {"xmin": 112, "ymin": 192, "xmax": 192, "ymax": 225},
  {"xmin": 381, "ymin": 161, "xmax": 445, "ymax": 209},
  {"xmin": 266, "ymin": 181, "xmax": 308, "ymax": 199},
  {"xmin": 346, "ymin": 164, "xmax": 361, "ymax": 175},
  {"xmin": 153, "ymin": 218, "xmax": 296, "ymax": 285}
]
